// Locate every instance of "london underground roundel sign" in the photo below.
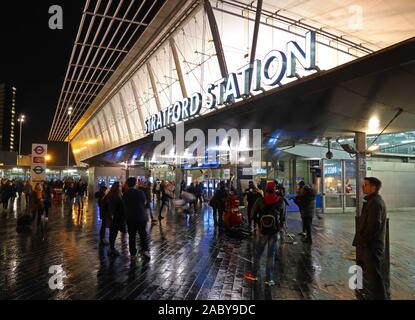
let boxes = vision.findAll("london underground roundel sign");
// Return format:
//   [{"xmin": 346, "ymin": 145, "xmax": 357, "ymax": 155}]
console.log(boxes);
[
  {"xmin": 33, "ymin": 166, "xmax": 45, "ymax": 175},
  {"xmin": 34, "ymin": 145, "xmax": 45, "ymax": 155}
]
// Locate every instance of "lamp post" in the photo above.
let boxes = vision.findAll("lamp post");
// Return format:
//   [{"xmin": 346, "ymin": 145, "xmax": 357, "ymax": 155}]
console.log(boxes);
[
  {"xmin": 67, "ymin": 107, "xmax": 73, "ymax": 179},
  {"xmin": 17, "ymin": 114, "xmax": 25, "ymax": 175}
]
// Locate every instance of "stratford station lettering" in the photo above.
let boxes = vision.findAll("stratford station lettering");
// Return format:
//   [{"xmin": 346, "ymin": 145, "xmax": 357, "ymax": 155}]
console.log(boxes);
[{"xmin": 144, "ymin": 31, "xmax": 318, "ymax": 134}]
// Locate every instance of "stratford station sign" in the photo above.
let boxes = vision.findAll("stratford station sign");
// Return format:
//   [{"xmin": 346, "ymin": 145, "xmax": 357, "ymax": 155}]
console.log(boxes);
[{"xmin": 144, "ymin": 31, "xmax": 318, "ymax": 134}]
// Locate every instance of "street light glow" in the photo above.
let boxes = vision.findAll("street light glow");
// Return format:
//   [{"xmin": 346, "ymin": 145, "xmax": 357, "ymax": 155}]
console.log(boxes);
[{"xmin": 368, "ymin": 116, "xmax": 380, "ymax": 132}]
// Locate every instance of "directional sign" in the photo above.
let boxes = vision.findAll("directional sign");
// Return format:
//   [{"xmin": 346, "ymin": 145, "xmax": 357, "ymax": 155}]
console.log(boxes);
[
  {"xmin": 33, "ymin": 157, "xmax": 45, "ymax": 164},
  {"xmin": 31, "ymin": 144, "xmax": 48, "ymax": 187}
]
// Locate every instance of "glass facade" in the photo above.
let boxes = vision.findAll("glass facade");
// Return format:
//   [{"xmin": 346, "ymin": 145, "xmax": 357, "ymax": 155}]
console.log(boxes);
[{"xmin": 70, "ymin": 1, "xmax": 370, "ymax": 165}]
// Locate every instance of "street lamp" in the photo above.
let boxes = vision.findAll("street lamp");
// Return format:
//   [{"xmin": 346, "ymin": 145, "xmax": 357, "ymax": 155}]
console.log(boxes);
[
  {"xmin": 67, "ymin": 106, "xmax": 73, "ymax": 178},
  {"xmin": 17, "ymin": 114, "xmax": 25, "ymax": 170}
]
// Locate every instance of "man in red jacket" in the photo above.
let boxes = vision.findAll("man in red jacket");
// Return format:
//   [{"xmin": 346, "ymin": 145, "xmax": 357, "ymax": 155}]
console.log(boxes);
[{"xmin": 245, "ymin": 181, "xmax": 281, "ymax": 287}]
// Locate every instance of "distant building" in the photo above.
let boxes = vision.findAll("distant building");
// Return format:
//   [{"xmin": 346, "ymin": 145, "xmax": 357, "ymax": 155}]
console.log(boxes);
[{"xmin": 0, "ymin": 83, "xmax": 18, "ymax": 152}]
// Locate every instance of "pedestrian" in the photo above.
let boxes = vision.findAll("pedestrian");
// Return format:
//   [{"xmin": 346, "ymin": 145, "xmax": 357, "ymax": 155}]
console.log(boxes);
[
  {"xmin": 102, "ymin": 182, "xmax": 125, "ymax": 256},
  {"xmin": 294, "ymin": 184, "xmax": 316, "ymax": 244},
  {"xmin": 74, "ymin": 180, "xmax": 85, "ymax": 212},
  {"xmin": 243, "ymin": 181, "xmax": 262, "ymax": 231},
  {"xmin": 159, "ymin": 181, "xmax": 173, "ymax": 220},
  {"xmin": 30, "ymin": 183, "xmax": 44, "ymax": 226},
  {"xmin": 23, "ymin": 180, "xmax": 32, "ymax": 210},
  {"xmin": 187, "ymin": 182, "xmax": 197, "ymax": 210},
  {"xmin": 245, "ymin": 181, "xmax": 281, "ymax": 286},
  {"xmin": 195, "ymin": 182, "xmax": 204, "ymax": 206},
  {"xmin": 353, "ymin": 177, "xmax": 388, "ymax": 300},
  {"xmin": 16, "ymin": 180, "xmax": 24, "ymax": 201},
  {"xmin": 209, "ymin": 181, "xmax": 228, "ymax": 226},
  {"xmin": 95, "ymin": 185, "xmax": 109, "ymax": 245},
  {"xmin": 122, "ymin": 177, "xmax": 150, "ymax": 261},
  {"xmin": 180, "ymin": 180, "xmax": 186, "ymax": 194},
  {"xmin": 1, "ymin": 180, "xmax": 12, "ymax": 212},
  {"xmin": 42, "ymin": 181, "xmax": 52, "ymax": 223},
  {"xmin": 293, "ymin": 181, "xmax": 306, "ymax": 236},
  {"xmin": 141, "ymin": 181, "xmax": 157, "ymax": 224},
  {"xmin": 10, "ymin": 180, "xmax": 17, "ymax": 206}
]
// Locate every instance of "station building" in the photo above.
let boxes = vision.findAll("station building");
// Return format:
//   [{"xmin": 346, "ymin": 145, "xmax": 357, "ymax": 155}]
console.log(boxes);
[{"xmin": 48, "ymin": 0, "xmax": 415, "ymax": 213}]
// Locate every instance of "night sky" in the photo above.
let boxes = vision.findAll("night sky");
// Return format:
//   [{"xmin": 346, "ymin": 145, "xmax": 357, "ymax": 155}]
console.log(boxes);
[{"xmin": 0, "ymin": 1, "xmax": 84, "ymax": 165}]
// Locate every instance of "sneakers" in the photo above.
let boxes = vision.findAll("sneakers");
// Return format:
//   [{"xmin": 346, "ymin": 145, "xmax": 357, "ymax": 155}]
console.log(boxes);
[
  {"xmin": 244, "ymin": 272, "xmax": 258, "ymax": 281},
  {"xmin": 298, "ymin": 232, "xmax": 306, "ymax": 236},
  {"xmin": 265, "ymin": 280, "xmax": 276, "ymax": 287}
]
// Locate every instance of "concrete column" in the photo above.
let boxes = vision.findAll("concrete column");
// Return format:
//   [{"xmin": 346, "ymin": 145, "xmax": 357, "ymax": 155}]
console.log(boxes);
[
  {"xmin": 355, "ymin": 131, "xmax": 367, "ymax": 218},
  {"xmin": 355, "ymin": 131, "xmax": 366, "ymax": 265},
  {"xmin": 291, "ymin": 158, "xmax": 297, "ymax": 194}
]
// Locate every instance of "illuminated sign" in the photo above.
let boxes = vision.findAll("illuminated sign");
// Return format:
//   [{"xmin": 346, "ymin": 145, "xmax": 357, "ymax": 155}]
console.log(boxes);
[
  {"xmin": 145, "ymin": 31, "xmax": 318, "ymax": 134},
  {"xmin": 33, "ymin": 157, "xmax": 45, "ymax": 164}
]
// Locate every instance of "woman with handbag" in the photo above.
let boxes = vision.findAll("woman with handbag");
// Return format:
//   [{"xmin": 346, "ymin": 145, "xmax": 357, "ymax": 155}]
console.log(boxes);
[{"xmin": 102, "ymin": 182, "xmax": 126, "ymax": 256}]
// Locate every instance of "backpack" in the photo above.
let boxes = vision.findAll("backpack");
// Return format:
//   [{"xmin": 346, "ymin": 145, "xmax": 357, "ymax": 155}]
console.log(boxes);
[{"xmin": 258, "ymin": 202, "xmax": 280, "ymax": 235}]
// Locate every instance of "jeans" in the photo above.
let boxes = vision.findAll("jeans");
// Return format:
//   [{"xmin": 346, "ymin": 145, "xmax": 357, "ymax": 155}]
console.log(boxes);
[
  {"xmin": 33, "ymin": 208, "xmax": 43, "ymax": 225},
  {"xmin": 212, "ymin": 207, "xmax": 224, "ymax": 225},
  {"xmin": 2, "ymin": 198, "xmax": 9, "ymax": 210},
  {"xmin": 75, "ymin": 195, "xmax": 84, "ymax": 211},
  {"xmin": 247, "ymin": 204, "xmax": 253, "ymax": 228},
  {"xmin": 253, "ymin": 233, "xmax": 278, "ymax": 281},
  {"xmin": 25, "ymin": 194, "xmax": 31, "ymax": 209},
  {"xmin": 127, "ymin": 222, "xmax": 149, "ymax": 256},
  {"xmin": 109, "ymin": 227, "xmax": 119, "ymax": 250},
  {"xmin": 100, "ymin": 219, "xmax": 107, "ymax": 240},
  {"xmin": 302, "ymin": 217, "xmax": 313, "ymax": 242}
]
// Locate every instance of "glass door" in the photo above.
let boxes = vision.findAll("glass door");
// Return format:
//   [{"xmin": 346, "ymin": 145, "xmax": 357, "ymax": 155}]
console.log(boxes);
[
  {"xmin": 323, "ymin": 160, "xmax": 343, "ymax": 210},
  {"xmin": 344, "ymin": 160, "xmax": 357, "ymax": 209}
]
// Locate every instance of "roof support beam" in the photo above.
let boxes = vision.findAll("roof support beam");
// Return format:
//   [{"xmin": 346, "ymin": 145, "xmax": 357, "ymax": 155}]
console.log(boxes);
[
  {"xmin": 204, "ymin": 0, "xmax": 228, "ymax": 78},
  {"xmin": 130, "ymin": 78, "xmax": 146, "ymax": 132},
  {"xmin": 108, "ymin": 101, "xmax": 123, "ymax": 145},
  {"xmin": 250, "ymin": 0, "xmax": 263, "ymax": 65},
  {"xmin": 146, "ymin": 62, "xmax": 162, "ymax": 112},
  {"xmin": 169, "ymin": 38, "xmax": 188, "ymax": 98},
  {"xmin": 70, "ymin": 64, "xmax": 116, "ymax": 73},
  {"xmin": 118, "ymin": 92, "xmax": 134, "ymax": 140},
  {"xmin": 83, "ymin": 11, "xmax": 148, "ymax": 27},
  {"xmin": 75, "ymin": 42, "xmax": 129, "ymax": 53}
]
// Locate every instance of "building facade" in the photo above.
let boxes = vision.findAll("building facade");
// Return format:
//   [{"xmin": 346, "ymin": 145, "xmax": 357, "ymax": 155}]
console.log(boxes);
[
  {"xmin": 0, "ymin": 83, "xmax": 17, "ymax": 152},
  {"xmin": 48, "ymin": 1, "xmax": 415, "ymax": 209}
]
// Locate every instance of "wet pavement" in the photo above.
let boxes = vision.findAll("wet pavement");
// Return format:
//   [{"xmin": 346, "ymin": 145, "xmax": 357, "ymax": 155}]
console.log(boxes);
[{"xmin": 0, "ymin": 197, "xmax": 414, "ymax": 300}]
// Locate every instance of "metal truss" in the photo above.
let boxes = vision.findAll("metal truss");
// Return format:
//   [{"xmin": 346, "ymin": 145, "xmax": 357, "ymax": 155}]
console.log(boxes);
[{"xmin": 49, "ymin": 0, "xmax": 166, "ymax": 141}]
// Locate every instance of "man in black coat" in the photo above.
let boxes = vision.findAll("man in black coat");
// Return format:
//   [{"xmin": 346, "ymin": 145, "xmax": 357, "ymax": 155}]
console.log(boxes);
[
  {"xmin": 123, "ymin": 177, "xmax": 149, "ymax": 261},
  {"xmin": 243, "ymin": 181, "xmax": 261, "ymax": 231},
  {"xmin": 353, "ymin": 177, "xmax": 388, "ymax": 300},
  {"xmin": 293, "ymin": 184, "xmax": 316, "ymax": 244}
]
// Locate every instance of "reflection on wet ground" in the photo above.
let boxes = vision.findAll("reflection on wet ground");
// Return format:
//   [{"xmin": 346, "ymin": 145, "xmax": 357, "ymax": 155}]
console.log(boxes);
[{"xmin": 0, "ymin": 197, "xmax": 414, "ymax": 300}]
